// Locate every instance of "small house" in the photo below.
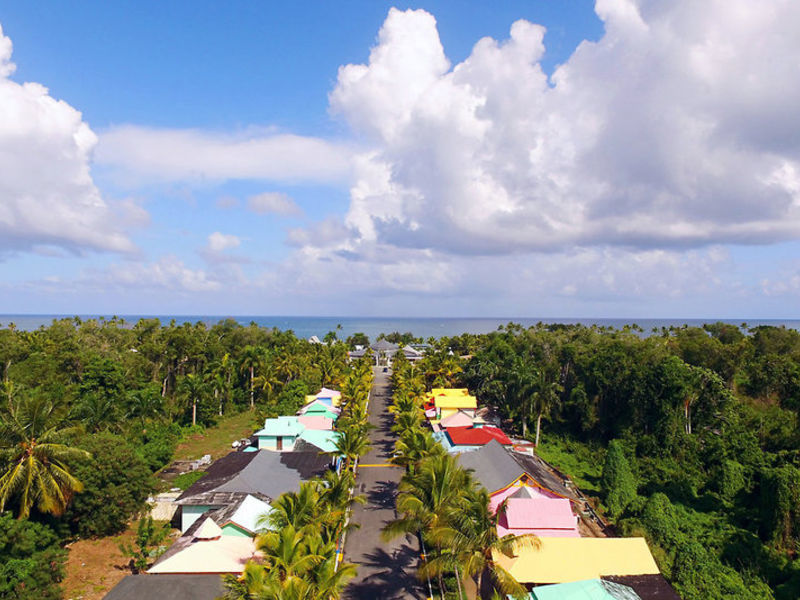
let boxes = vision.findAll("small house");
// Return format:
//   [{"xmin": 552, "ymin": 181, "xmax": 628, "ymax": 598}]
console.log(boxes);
[{"xmin": 255, "ymin": 416, "xmax": 304, "ymax": 451}]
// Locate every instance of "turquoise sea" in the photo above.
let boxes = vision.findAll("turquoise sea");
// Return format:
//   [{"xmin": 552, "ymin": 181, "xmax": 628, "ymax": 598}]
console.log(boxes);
[{"xmin": 1, "ymin": 315, "xmax": 799, "ymax": 340}]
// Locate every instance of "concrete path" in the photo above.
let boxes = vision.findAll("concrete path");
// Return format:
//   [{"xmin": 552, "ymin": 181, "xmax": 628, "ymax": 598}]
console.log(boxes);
[{"xmin": 342, "ymin": 368, "xmax": 426, "ymax": 600}]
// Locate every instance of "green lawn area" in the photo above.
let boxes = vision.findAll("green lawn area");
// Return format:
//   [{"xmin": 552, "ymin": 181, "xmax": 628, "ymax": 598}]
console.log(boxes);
[
  {"xmin": 173, "ymin": 410, "xmax": 259, "ymax": 462},
  {"xmin": 536, "ymin": 433, "xmax": 605, "ymax": 498}
]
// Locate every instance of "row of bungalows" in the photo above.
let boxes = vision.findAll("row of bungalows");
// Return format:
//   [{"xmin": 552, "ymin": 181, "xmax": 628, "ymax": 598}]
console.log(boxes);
[
  {"xmin": 426, "ymin": 389, "xmax": 680, "ymax": 600},
  {"xmin": 103, "ymin": 388, "xmax": 345, "ymax": 600}
]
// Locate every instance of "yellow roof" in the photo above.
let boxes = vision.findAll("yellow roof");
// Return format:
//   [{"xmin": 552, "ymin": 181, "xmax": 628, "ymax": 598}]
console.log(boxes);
[
  {"xmin": 434, "ymin": 395, "xmax": 478, "ymax": 409},
  {"xmin": 493, "ymin": 537, "xmax": 660, "ymax": 584},
  {"xmin": 431, "ymin": 388, "xmax": 470, "ymax": 396}
]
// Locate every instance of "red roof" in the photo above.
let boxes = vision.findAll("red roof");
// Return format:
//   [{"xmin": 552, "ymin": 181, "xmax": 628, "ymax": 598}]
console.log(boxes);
[{"xmin": 445, "ymin": 426, "xmax": 511, "ymax": 446}]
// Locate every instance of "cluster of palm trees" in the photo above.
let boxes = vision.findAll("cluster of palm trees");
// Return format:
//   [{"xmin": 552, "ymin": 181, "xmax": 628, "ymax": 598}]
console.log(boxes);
[
  {"xmin": 223, "ymin": 357, "xmax": 375, "ymax": 600},
  {"xmin": 223, "ymin": 470, "xmax": 362, "ymax": 600},
  {"xmin": 384, "ymin": 356, "xmax": 537, "ymax": 600}
]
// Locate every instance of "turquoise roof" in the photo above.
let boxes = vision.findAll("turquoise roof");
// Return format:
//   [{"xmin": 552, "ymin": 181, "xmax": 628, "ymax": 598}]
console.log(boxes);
[
  {"xmin": 299, "ymin": 429, "xmax": 340, "ymax": 453},
  {"xmin": 255, "ymin": 416, "xmax": 304, "ymax": 437},
  {"xmin": 531, "ymin": 579, "xmax": 641, "ymax": 600}
]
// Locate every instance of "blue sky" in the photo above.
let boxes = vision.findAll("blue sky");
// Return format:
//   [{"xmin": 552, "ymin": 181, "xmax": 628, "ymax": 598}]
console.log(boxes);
[{"xmin": 1, "ymin": 1, "xmax": 799, "ymax": 318}]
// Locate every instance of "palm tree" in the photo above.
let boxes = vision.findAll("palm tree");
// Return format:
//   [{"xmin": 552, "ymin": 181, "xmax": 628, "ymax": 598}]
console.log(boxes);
[
  {"xmin": 239, "ymin": 345, "xmax": 263, "ymax": 410},
  {"xmin": 531, "ymin": 368, "xmax": 563, "ymax": 447},
  {"xmin": 0, "ymin": 396, "xmax": 89, "ymax": 518},
  {"xmin": 257, "ymin": 525, "xmax": 326, "ymax": 585},
  {"xmin": 426, "ymin": 488, "xmax": 538, "ymax": 600},
  {"xmin": 333, "ymin": 426, "xmax": 371, "ymax": 472},
  {"xmin": 178, "ymin": 373, "xmax": 207, "ymax": 426},
  {"xmin": 393, "ymin": 429, "xmax": 445, "ymax": 473},
  {"xmin": 506, "ymin": 356, "xmax": 536, "ymax": 438}
]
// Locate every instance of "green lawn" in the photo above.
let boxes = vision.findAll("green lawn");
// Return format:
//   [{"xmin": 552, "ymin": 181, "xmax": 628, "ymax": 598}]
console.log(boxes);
[{"xmin": 173, "ymin": 410, "xmax": 259, "ymax": 462}]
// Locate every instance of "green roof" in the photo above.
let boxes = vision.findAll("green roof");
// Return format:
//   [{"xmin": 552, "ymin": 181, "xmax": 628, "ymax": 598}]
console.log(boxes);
[
  {"xmin": 255, "ymin": 416, "xmax": 304, "ymax": 437},
  {"xmin": 531, "ymin": 579, "xmax": 641, "ymax": 600},
  {"xmin": 298, "ymin": 429, "xmax": 340, "ymax": 453}
]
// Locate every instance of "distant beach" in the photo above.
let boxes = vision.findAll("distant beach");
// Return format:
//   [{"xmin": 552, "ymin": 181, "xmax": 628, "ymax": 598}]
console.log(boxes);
[{"xmin": 1, "ymin": 315, "xmax": 798, "ymax": 340}]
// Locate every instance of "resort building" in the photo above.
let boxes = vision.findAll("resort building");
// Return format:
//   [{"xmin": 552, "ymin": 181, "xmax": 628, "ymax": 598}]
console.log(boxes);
[
  {"xmin": 439, "ymin": 425, "xmax": 512, "ymax": 453},
  {"xmin": 429, "ymin": 388, "xmax": 478, "ymax": 420},
  {"xmin": 298, "ymin": 398, "xmax": 341, "ymax": 420}
]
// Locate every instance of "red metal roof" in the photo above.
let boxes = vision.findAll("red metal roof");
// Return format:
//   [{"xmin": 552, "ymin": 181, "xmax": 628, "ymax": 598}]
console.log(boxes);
[{"xmin": 445, "ymin": 426, "xmax": 512, "ymax": 446}]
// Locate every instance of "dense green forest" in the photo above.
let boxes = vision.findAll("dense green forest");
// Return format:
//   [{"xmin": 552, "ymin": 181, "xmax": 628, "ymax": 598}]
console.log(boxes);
[
  {"xmin": 448, "ymin": 322, "xmax": 800, "ymax": 599},
  {"xmin": 0, "ymin": 317, "xmax": 354, "ymax": 599},
  {"xmin": 3, "ymin": 318, "xmax": 800, "ymax": 599}
]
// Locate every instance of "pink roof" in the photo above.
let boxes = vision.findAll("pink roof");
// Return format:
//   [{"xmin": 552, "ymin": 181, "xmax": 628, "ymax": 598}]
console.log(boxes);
[
  {"xmin": 489, "ymin": 485, "xmax": 560, "ymax": 513},
  {"xmin": 504, "ymin": 498, "xmax": 577, "ymax": 530},
  {"xmin": 317, "ymin": 387, "xmax": 341, "ymax": 398},
  {"xmin": 297, "ymin": 415, "xmax": 334, "ymax": 430},
  {"xmin": 440, "ymin": 410, "xmax": 474, "ymax": 428},
  {"xmin": 424, "ymin": 407, "xmax": 437, "ymax": 418}
]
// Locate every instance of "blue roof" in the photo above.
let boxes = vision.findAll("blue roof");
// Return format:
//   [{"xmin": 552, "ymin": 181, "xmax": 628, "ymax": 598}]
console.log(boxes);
[{"xmin": 254, "ymin": 416, "xmax": 304, "ymax": 437}]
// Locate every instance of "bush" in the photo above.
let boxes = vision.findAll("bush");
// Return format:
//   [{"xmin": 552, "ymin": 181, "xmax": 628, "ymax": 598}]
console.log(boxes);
[
  {"xmin": 0, "ymin": 512, "xmax": 65, "ymax": 600},
  {"xmin": 135, "ymin": 422, "xmax": 181, "ymax": 471},
  {"xmin": 64, "ymin": 432, "xmax": 155, "ymax": 538},
  {"xmin": 602, "ymin": 439, "xmax": 637, "ymax": 518}
]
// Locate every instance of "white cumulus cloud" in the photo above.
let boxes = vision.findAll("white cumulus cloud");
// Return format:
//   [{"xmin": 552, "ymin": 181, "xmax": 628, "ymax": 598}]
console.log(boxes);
[
  {"xmin": 207, "ymin": 232, "xmax": 241, "ymax": 252},
  {"xmin": 0, "ymin": 24, "xmax": 137, "ymax": 257},
  {"xmin": 324, "ymin": 2, "xmax": 800, "ymax": 257}
]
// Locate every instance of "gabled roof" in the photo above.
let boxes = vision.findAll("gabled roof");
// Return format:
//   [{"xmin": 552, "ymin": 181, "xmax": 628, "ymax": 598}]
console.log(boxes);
[
  {"xmin": 254, "ymin": 416, "xmax": 304, "ymax": 437},
  {"xmin": 178, "ymin": 451, "xmax": 331, "ymax": 504},
  {"xmin": 316, "ymin": 387, "xmax": 341, "ymax": 399},
  {"xmin": 531, "ymin": 579, "xmax": 642, "ymax": 600},
  {"xmin": 298, "ymin": 398, "xmax": 341, "ymax": 416},
  {"xmin": 148, "ymin": 535, "xmax": 258, "ymax": 574},
  {"xmin": 493, "ymin": 537, "xmax": 660, "ymax": 584},
  {"xmin": 371, "ymin": 339, "xmax": 399, "ymax": 351},
  {"xmin": 504, "ymin": 497, "xmax": 576, "ymax": 530},
  {"xmin": 298, "ymin": 429, "xmax": 339, "ymax": 453},
  {"xmin": 457, "ymin": 439, "xmax": 526, "ymax": 494},
  {"xmin": 297, "ymin": 415, "xmax": 334, "ymax": 431},
  {"xmin": 602, "ymin": 575, "xmax": 681, "ymax": 600},
  {"xmin": 445, "ymin": 426, "xmax": 511, "ymax": 447},
  {"xmin": 102, "ymin": 575, "xmax": 225, "ymax": 600},
  {"xmin": 440, "ymin": 410, "xmax": 475, "ymax": 428},
  {"xmin": 224, "ymin": 494, "xmax": 273, "ymax": 534},
  {"xmin": 194, "ymin": 517, "xmax": 223, "ymax": 540},
  {"xmin": 433, "ymin": 395, "xmax": 478, "ymax": 409}
]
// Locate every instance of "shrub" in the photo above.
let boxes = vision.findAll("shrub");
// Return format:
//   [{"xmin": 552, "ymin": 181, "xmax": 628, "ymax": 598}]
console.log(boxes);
[
  {"xmin": 0, "ymin": 512, "xmax": 65, "ymax": 600},
  {"xmin": 64, "ymin": 432, "xmax": 155, "ymax": 538}
]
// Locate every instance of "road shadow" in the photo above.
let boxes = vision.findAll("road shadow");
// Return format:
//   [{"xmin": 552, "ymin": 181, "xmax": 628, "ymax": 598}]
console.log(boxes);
[
  {"xmin": 343, "ymin": 543, "xmax": 425, "ymax": 600},
  {"xmin": 365, "ymin": 479, "xmax": 398, "ymax": 510}
]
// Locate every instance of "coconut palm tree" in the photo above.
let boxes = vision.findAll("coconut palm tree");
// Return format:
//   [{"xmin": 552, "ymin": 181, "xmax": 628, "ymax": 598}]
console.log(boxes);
[
  {"xmin": 239, "ymin": 345, "xmax": 263, "ymax": 410},
  {"xmin": 333, "ymin": 426, "xmax": 371, "ymax": 472},
  {"xmin": 178, "ymin": 373, "xmax": 208, "ymax": 427},
  {"xmin": 531, "ymin": 368, "xmax": 563, "ymax": 447},
  {"xmin": 0, "ymin": 395, "xmax": 89, "ymax": 518},
  {"xmin": 393, "ymin": 429, "xmax": 445, "ymax": 473},
  {"xmin": 426, "ymin": 488, "xmax": 539, "ymax": 600}
]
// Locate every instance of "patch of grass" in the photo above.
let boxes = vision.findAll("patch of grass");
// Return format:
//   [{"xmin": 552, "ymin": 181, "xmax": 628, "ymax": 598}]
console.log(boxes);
[
  {"xmin": 173, "ymin": 410, "xmax": 258, "ymax": 461},
  {"xmin": 536, "ymin": 433, "xmax": 604, "ymax": 497},
  {"xmin": 171, "ymin": 471, "xmax": 206, "ymax": 490}
]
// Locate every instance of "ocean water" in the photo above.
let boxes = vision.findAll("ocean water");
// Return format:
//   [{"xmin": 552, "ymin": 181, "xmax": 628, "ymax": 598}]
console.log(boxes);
[{"xmin": 1, "ymin": 315, "xmax": 799, "ymax": 340}]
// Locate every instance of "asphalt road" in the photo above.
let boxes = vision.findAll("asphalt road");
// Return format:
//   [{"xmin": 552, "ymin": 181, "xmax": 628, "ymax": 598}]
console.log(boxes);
[{"xmin": 342, "ymin": 368, "xmax": 426, "ymax": 600}]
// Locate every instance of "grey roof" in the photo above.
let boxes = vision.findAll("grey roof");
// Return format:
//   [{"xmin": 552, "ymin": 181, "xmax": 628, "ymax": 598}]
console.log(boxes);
[
  {"xmin": 179, "ymin": 450, "xmax": 332, "ymax": 504},
  {"xmin": 102, "ymin": 575, "xmax": 224, "ymax": 600},
  {"xmin": 370, "ymin": 339, "xmax": 399, "ymax": 352},
  {"xmin": 602, "ymin": 576, "xmax": 682, "ymax": 600},
  {"xmin": 510, "ymin": 451, "xmax": 576, "ymax": 499},
  {"xmin": 456, "ymin": 439, "xmax": 526, "ymax": 493}
]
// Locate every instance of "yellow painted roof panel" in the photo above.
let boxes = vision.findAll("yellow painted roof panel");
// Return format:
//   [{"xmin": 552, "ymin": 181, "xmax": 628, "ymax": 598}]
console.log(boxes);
[
  {"xmin": 493, "ymin": 537, "xmax": 660, "ymax": 584},
  {"xmin": 434, "ymin": 395, "xmax": 478, "ymax": 409}
]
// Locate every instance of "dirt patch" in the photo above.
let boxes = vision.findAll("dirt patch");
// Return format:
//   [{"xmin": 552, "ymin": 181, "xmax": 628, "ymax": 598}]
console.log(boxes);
[
  {"xmin": 62, "ymin": 522, "xmax": 180, "ymax": 600},
  {"xmin": 62, "ymin": 525, "xmax": 136, "ymax": 600}
]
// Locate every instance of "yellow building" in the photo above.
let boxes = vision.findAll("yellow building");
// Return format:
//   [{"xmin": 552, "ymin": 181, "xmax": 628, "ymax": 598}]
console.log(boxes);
[
  {"xmin": 492, "ymin": 537, "xmax": 660, "ymax": 585},
  {"xmin": 430, "ymin": 388, "xmax": 478, "ymax": 419}
]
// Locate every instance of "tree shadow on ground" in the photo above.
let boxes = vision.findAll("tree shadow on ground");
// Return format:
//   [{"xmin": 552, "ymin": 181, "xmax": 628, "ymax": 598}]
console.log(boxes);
[
  {"xmin": 366, "ymin": 479, "xmax": 398, "ymax": 510},
  {"xmin": 342, "ymin": 543, "xmax": 425, "ymax": 600}
]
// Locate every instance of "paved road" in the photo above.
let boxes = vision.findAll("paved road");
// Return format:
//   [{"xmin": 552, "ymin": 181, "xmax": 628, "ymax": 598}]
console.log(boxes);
[{"xmin": 342, "ymin": 369, "xmax": 426, "ymax": 600}]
